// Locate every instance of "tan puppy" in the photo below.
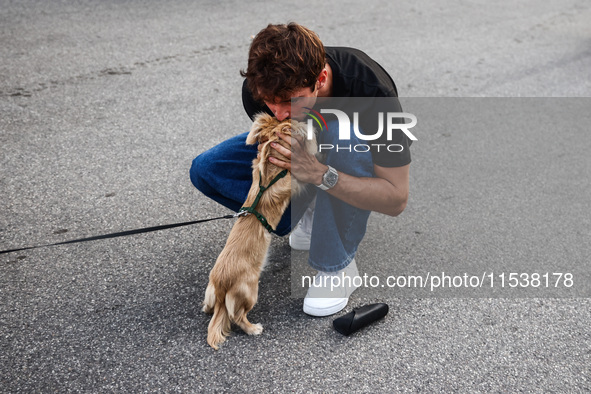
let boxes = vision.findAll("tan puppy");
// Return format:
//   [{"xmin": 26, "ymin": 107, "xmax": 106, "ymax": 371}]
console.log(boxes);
[{"xmin": 203, "ymin": 113, "xmax": 317, "ymax": 350}]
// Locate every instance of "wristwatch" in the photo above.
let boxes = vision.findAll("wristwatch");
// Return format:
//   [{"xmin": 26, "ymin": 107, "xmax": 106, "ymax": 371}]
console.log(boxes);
[{"xmin": 317, "ymin": 165, "xmax": 339, "ymax": 191}]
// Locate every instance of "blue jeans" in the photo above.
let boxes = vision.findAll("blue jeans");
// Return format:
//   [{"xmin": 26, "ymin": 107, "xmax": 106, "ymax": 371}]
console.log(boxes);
[{"xmin": 189, "ymin": 124, "xmax": 373, "ymax": 272}]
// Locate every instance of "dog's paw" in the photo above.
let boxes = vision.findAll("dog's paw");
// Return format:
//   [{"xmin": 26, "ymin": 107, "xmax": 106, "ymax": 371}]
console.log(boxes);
[
  {"xmin": 248, "ymin": 323, "xmax": 263, "ymax": 336},
  {"xmin": 202, "ymin": 303, "xmax": 214, "ymax": 315},
  {"xmin": 202, "ymin": 283, "xmax": 216, "ymax": 314},
  {"xmin": 207, "ymin": 334, "xmax": 226, "ymax": 350}
]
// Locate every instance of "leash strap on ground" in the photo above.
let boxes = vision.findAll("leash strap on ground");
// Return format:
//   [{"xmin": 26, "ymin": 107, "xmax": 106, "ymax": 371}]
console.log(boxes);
[{"xmin": 0, "ymin": 214, "xmax": 236, "ymax": 255}]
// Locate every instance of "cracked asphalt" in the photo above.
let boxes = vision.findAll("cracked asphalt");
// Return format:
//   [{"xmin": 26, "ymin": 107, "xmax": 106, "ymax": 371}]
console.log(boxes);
[{"xmin": 1, "ymin": 0, "xmax": 590, "ymax": 392}]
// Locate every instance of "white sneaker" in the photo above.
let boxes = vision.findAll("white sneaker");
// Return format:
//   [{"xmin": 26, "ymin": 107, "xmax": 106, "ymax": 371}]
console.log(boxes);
[
  {"xmin": 303, "ymin": 259, "xmax": 360, "ymax": 317},
  {"xmin": 289, "ymin": 198, "xmax": 315, "ymax": 251}
]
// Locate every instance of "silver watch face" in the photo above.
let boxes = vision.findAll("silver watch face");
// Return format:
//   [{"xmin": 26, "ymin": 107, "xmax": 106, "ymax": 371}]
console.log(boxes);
[{"xmin": 324, "ymin": 167, "xmax": 338, "ymax": 188}]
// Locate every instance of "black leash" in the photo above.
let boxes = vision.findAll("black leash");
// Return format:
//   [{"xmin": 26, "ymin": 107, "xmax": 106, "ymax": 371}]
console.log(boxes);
[{"xmin": 0, "ymin": 214, "xmax": 237, "ymax": 255}]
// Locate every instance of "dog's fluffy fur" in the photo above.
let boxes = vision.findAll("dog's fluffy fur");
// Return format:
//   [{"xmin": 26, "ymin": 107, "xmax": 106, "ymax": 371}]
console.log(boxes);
[{"xmin": 203, "ymin": 113, "xmax": 317, "ymax": 350}]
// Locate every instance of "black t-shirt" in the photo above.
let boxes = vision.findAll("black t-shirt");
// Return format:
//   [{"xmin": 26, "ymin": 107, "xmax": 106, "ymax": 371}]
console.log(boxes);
[{"xmin": 242, "ymin": 47, "xmax": 411, "ymax": 168}]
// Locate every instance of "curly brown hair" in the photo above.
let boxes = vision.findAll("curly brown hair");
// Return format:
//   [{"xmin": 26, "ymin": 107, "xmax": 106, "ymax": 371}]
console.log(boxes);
[{"xmin": 240, "ymin": 23, "xmax": 326, "ymax": 102}]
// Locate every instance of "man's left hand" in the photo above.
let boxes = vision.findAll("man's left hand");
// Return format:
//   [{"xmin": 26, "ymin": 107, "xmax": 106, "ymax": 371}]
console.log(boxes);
[{"xmin": 268, "ymin": 131, "xmax": 327, "ymax": 185}]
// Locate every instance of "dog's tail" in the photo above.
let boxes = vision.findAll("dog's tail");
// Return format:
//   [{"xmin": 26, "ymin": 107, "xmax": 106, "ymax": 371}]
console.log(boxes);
[{"xmin": 207, "ymin": 295, "xmax": 231, "ymax": 350}]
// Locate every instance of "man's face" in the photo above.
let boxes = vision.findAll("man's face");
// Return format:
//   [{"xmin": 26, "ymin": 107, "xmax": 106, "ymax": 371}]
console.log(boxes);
[{"xmin": 263, "ymin": 86, "xmax": 318, "ymax": 122}]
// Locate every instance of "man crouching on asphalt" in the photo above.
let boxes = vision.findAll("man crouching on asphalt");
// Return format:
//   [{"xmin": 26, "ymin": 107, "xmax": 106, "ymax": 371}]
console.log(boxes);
[{"xmin": 190, "ymin": 22, "xmax": 412, "ymax": 317}]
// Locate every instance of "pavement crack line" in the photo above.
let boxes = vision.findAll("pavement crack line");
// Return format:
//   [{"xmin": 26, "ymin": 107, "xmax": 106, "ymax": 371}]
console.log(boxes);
[{"xmin": 0, "ymin": 42, "xmax": 248, "ymax": 98}]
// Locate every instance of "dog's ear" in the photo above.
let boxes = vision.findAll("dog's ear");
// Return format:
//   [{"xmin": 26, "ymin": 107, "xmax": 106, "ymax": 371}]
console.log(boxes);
[{"xmin": 247, "ymin": 113, "xmax": 274, "ymax": 145}]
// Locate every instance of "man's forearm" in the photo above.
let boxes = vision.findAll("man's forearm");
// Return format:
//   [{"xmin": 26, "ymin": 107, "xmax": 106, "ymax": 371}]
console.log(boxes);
[
  {"xmin": 321, "ymin": 168, "xmax": 408, "ymax": 217},
  {"xmin": 268, "ymin": 132, "xmax": 409, "ymax": 216}
]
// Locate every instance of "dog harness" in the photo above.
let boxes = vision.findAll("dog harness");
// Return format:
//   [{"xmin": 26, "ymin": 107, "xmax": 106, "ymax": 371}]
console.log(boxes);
[{"xmin": 237, "ymin": 169, "xmax": 289, "ymax": 232}]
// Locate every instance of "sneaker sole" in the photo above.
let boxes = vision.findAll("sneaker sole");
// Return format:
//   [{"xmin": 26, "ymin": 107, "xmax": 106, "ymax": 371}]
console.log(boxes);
[{"xmin": 303, "ymin": 298, "xmax": 348, "ymax": 317}]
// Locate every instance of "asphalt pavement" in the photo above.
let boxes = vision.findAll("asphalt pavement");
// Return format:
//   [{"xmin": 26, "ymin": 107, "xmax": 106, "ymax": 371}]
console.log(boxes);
[{"xmin": 1, "ymin": 0, "xmax": 590, "ymax": 392}]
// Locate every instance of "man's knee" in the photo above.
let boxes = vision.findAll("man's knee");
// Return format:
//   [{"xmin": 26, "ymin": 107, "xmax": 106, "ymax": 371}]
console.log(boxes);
[{"xmin": 190, "ymin": 151, "xmax": 213, "ymax": 193}]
